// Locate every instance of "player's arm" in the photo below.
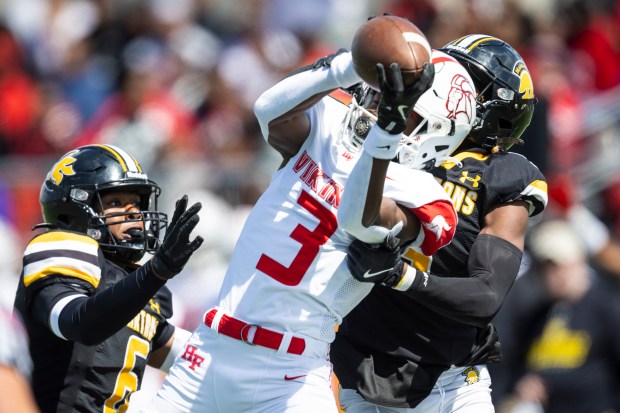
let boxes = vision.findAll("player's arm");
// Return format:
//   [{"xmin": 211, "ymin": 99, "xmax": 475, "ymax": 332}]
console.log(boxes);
[
  {"xmin": 253, "ymin": 49, "xmax": 361, "ymax": 163},
  {"xmin": 148, "ymin": 326, "xmax": 191, "ymax": 372},
  {"xmin": 29, "ymin": 197, "xmax": 203, "ymax": 345},
  {"xmin": 31, "ymin": 267, "xmax": 167, "ymax": 346},
  {"xmin": 347, "ymin": 201, "xmax": 529, "ymax": 327},
  {"xmin": 338, "ymin": 63, "xmax": 435, "ymax": 245}
]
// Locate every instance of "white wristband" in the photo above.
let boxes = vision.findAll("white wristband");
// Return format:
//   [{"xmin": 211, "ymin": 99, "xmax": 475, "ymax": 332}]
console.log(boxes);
[
  {"xmin": 393, "ymin": 265, "xmax": 420, "ymax": 291},
  {"xmin": 363, "ymin": 126, "xmax": 403, "ymax": 160}
]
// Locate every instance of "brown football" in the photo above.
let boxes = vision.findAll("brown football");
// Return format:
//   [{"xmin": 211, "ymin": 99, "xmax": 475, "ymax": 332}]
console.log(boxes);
[{"xmin": 351, "ymin": 15, "xmax": 432, "ymax": 90}]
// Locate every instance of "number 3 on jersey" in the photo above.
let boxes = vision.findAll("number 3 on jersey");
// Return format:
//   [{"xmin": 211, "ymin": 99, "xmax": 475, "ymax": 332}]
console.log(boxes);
[{"xmin": 257, "ymin": 190, "xmax": 338, "ymax": 286}]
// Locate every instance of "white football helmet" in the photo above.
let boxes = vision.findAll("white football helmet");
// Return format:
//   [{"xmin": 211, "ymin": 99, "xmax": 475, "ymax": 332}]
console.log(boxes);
[{"xmin": 340, "ymin": 49, "xmax": 476, "ymax": 170}]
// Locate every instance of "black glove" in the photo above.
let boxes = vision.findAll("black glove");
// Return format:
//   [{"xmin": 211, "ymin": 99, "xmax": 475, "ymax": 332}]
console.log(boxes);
[
  {"xmin": 375, "ymin": 61, "xmax": 435, "ymax": 134},
  {"xmin": 346, "ymin": 237, "xmax": 404, "ymax": 287},
  {"xmin": 312, "ymin": 48, "xmax": 349, "ymax": 70},
  {"xmin": 149, "ymin": 195, "xmax": 204, "ymax": 280}
]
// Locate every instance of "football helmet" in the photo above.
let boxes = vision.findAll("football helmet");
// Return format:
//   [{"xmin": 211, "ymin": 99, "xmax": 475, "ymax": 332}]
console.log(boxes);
[
  {"xmin": 341, "ymin": 50, "xmax": 476, "ymax": 170},
  {"xmin": 38, "ymin": 144, "xmax": 166, "ymax": 263},
  {"xmin": 440, "ymin": 34, "xmax": 536, "ymax": 152}
]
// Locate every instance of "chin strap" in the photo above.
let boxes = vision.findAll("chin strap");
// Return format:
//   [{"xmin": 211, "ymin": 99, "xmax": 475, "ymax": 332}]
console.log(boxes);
[{"xmin": 434, "ymin": 155, "xmax": 463, "ymax": 168}]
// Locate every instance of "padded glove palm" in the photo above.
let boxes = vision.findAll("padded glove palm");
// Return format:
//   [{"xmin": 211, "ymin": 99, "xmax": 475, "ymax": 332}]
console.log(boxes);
[{"xmin": 150, "ymin": 195, "xmax": 204, "ymax": 280}]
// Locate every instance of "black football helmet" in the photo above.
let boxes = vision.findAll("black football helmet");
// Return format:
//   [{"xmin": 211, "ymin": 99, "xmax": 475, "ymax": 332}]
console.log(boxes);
[
  {"xmin": 37, "ymin": 144, "xmax": 167, "ymax": 263},
  {"xmin": 440, "ymin": 35, "xmax": 536, "ymax": 152}
]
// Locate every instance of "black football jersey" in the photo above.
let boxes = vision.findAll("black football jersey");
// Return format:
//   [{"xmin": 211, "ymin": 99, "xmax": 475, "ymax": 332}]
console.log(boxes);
[
  {"xmin": 333, "ymin": 149, "xmax": 547, "ymax": 407},
  {"xmin": 14, "ymin": 230, "xmax": 174, "ymax": 413}
]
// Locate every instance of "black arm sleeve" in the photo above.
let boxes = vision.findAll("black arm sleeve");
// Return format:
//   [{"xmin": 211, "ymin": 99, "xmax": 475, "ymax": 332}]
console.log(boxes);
[
  {"xmin": 403, "ymin": 234, "xmax": 523, "ymax": 327},
  {"xmin": 58, "ymin": 260, "xmax": 167, "ymax": 345}
]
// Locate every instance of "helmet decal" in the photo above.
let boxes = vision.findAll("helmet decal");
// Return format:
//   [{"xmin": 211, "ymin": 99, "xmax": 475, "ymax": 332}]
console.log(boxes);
[
  {"xmin": 439, "ymin": 34, "xmax": 537, "ymax": 152},
  {"xmin": 514, "ymin": 62, "xmax": 534, "ymax": 100},
  {"xmin": 341, "ymin": 50, "xmax": 476, "ymax": 169},
  {"xmin": 447, "ymin": 74, "xmax": 475, "ymax": 122},
  {"xmin": 50, "ymin": 156, "xmax": 76, "ymax": 185}
]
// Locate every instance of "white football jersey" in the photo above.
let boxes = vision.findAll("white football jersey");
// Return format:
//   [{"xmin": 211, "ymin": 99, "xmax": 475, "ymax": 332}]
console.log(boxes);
[{"xmin": 217, "ymin": 96, "xmax": 455, "ymax": 343}]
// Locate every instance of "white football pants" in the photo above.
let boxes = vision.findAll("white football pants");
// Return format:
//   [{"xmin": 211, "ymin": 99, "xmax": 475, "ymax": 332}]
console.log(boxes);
[
  {"xmin": 338, "ymin": 365, "xmax": 494, "ymax": 413},
  {"xmin": 143, "ymin": 319, "xmax": 338, "ymax": 412}
]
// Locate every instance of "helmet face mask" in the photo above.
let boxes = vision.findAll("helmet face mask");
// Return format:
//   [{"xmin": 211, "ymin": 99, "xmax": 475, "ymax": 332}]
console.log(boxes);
[
  {"xmin": 341, "ymin": 50, "xmax": 477, "ymax": 169},
  {"xmin": 39, "ymin": 144, "xmax": 167, "ymax": 264},
  {"xmin": 440, "ymin": 35, "xmax": 536, "ymax": 152},
  {"xmin": 340, "ymin": 83, "xmax": 379, "ymax": 152}
]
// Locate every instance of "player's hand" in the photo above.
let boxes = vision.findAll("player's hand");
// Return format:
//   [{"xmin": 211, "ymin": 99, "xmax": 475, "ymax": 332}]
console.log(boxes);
[
  {"xmin": 375, "ymin": 62, "xmax": 434, "ymax": 134},
  {"xmin": 149, "ymin": 195, "xmax": 204, "ymax": 280},
  {"xmin": 346, "ymin": 237, "xmax": 404, "ymax": 287}
]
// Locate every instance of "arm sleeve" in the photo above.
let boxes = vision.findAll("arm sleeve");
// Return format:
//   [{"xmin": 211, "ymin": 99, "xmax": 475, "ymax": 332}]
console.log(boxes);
[
  {"xmin": 401, "ymin": 234, "xmax": 523, "ymax": 327},
  {"xmin": 338, "ymin": 151, "xmax": 402, "ymax": 244},
  {"xmin": 52, "ymin": 261, "xmax": 167, "ymax": 345},
  {"xmin": 253, "ymin": 51, "xmax": 361, "ymax": 140}
]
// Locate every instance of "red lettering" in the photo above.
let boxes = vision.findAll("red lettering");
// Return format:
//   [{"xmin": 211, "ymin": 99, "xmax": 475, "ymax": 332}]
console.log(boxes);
[{"xmin": 181, "ymin": 344, "xmax": 205, "ymax": 370}]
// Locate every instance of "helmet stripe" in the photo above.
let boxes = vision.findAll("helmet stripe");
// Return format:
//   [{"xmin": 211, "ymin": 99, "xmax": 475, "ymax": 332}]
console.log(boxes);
[
  {"xmin": 97, "ymin": 144, "xmax": 142, "ymax": 173},
  {"xmin": 465, "ymin": 36, "xmax": 499, "ymax": 51},
  {"xmin": 452, "ymin": 34, "xmax": 498, "ymax": 50}
]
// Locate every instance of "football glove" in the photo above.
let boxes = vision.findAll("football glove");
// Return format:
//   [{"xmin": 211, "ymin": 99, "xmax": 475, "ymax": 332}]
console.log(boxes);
[
  {"xmin": 375, "ymin": 62, "xmax": 435, "ymax": 134},
  {"xmin": 149, "ymin": 195, "xmax": 204, "ymax": 280},
  {"xmin": 346, "ymin": 237, "xmax": 404, "ymax": 287}
]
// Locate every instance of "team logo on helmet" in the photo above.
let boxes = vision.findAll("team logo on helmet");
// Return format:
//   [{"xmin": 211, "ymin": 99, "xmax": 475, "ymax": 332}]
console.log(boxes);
[
  {"xmin": 514, "ymin": 62, "xmax": 534, "ymax": 100},
  {"xmin": 462, "ymin": 366, "xmax": 480, "ymax": 385},
  {"xmin": 50, "ymin": 156, "xmax": 76, "ymax": 185},
  {"xmin": 447, "ymin": 74, "xmax": 475, "ymax": 122}
]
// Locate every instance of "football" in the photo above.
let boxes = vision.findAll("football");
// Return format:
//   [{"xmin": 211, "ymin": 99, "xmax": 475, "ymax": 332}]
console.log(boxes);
[{"xmin": 351, "ymin": 15, "xmax": 432, "ymax": 91}]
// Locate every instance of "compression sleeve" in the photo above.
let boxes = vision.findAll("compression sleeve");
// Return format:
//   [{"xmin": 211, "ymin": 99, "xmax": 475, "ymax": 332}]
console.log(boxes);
[
  {"xmin": 338, "ymin": 150, "xmax": 403, "ymax": 244},
  {"xmin": 253, "ymin": 51, "xmax": 361, "ymax": 140},
  {"xmin": 400, "ymin": 234, "xmax": 522, "ymax": 327},
  {"xmin": 54, "ymin": 260, "xmax": 167, "ymax": 345}
]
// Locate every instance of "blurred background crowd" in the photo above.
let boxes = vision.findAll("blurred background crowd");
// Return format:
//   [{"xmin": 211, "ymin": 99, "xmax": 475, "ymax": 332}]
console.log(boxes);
[{"xmin": 0, "ymin": 0, "xmax": 619, "ymax": 411}]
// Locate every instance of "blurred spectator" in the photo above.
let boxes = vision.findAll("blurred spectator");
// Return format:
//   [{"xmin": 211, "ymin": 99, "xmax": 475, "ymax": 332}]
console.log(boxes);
[
  {"xmin": 555, "ymin": 0, "xmax": 620, "ymax": 92},
  {"xmin": 491, "ymin": 220, "xmax": 620, "ymax": 413},
  {"xmin": 0, "ymin": 214, "xmax": 37, "ymax": 413},
  {"xmin": 74, "ymin": 36, "xmax": 197, "ymax": 170},
  {"xmin": 0, "ymin": 25, "xmax": 42, "ymax": 155},
  {"xmin": 0, "ymin": 299, "xmax": 39, "ymax": 413}
]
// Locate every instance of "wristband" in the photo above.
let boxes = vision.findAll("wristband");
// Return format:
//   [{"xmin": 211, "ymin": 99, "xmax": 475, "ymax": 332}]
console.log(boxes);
[
  {"xmin": 393, "ymin": 265, "xmax": 423, "ymax": 291},
  {"xmin": 363, "ymin": 125, "xmax": 403, "ymax": 159}
]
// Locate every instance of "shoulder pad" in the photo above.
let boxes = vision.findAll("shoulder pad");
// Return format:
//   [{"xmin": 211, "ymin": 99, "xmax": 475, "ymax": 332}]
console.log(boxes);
[
  {"xmin": 489, "ymin": 153, "xmax": 548, "ymax": 216},
  {"xmin": 23, "ymin": 230, "xmax": 102, "ymax": 288},
  {"xmin": 447, "ymin": 151, "xmax": 547, "ymax": 217}
]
